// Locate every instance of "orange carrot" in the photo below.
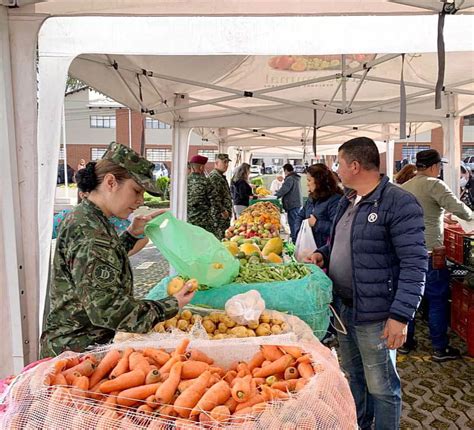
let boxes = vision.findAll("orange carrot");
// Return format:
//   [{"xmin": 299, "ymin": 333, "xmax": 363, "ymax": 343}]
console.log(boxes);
[
  {"xmin": 145, "ymin": 394, "xmax": 159, "ymax": 409},
  {"xmin": 231, "ymin": 375, "xmax": 253, "ymax": 403},
  {"xmin": 129, "ymin": 352, "xmax": 152, "ymax": 374},
  {"xmin": 236, "ymin": 362, "xmax": 250, "ymax": 377},
  {"xmin": 96, "ymin": 409, "xmax": 120, "ymax": 430},
  {"xmin": 253, "ymin": 377, "xmax": 266, "ymax": 386},
  {"xmin": 177, "ymin": 378, "xmax": 197, "ymax": 393},
  {"xmin": 89, "ymin": 349, "xmax": 121, "ymax": 388},
  {"xmin": 64, "ymin": 357, "xmax": 81, "ymax": 369},
  {"xmin": 145, "ymin": 368, "xmax": 162, "ymax": 385},
  {"xmin": 295, "ymin": 378, "xmax": 308, "ymax": 391},
  {"xmin": 62, "ymin": 359, "xmax": 95, "ymax": 377},
  {"xmin": 116, "ymin": 383, "xmax": 162, "ymax": 407},
  {"xmin": 173, "ymin": 371, "xmax": 212, "ymax": 418},
  {"xmin": 210, "ymin": 405, "xmax": 231, "ymax": 422},
  {"xmin": 143, "ymin": 348, "xmax": 171, "ymax": 366},
  {"xmin": 223, "ymin": 370, "xmax": 237, "ymax": 385},
  {"xmin": 297, "ymin": 362, "xmax": 315, "ymax": 379},
  {"xmin": 159, "ymin": 355, "xmax": 182, "ymax": 375},
  {"xmin": 279, "ymin": 346, "xmax": 303, "ymax": 359},
  {"xmin": 109, "ymin": 347, "xmax": 133, "ymax": 379},
  {"xmin": 284, "ymin": 367, "xmax": 299, "ymax": 380},
  {"xmin": 52, "ymin": 373, "xmax": 67, "ymax": 386},
  {"xmin": 103, "ymin": 391, "xmax": 119, "ymax": 409},
  {"xmin": 272, "ymin": 379, "xmax": 300, "ymax": 392},
  {"xmin": 252, "ymin": 355, "xmax": 294, "ymax": 378},
  {"xmin": 89, "ymin": 378, "xmax": 107, "ymax": 401},
  {"xmin": 100, "ymin": 369, "xmax": 146, "ymax": 393},
  {"xmin": 261, "ymin": 384, "xmax": 289, "ymax": 400},
  {"xmin": 251, "ymin": 402, "xmax": 267, "ymax": 413},
  {"xmin": 70, "ymin": 375, "xmax": 89, "ymax": 398},
  {"xmin": 158, "ymin": 404, "xmax": 178, "ymax": 418},
  {"xmin": 190, "ymin": 380, "xmax": 231, "ymax": 416},
  {"xmin": 65, "ymin": 371, "xmax": 82, "ymax": 386},
  {"xmin": 185, "ymin": 349, "xmax": 214, "ymax": 365},
  {"xmin": 173, "ymin": 338, "xmax": 190, "ymax": 357},
  {"xmin": 52, "ymin": 359, "xmax": 69, "ymax": 374},
  {"xmin": 247, "ymin": 351, "xmax": 265, "ymax": 371},
  {"xmin": 224, "ymin": 396, "xmax": 239, "ymax": 413},
  {"xmin": 261, "ymin": 345, "xmax": 284, "ymax": 361},
  {"xmin": 296, "ymin": 354, "xmax": 312, "ymax": 364},
  {"xmin": 155, "ymin": 361, "xmax": 183, "ymax": 405},
  {"xmin": 199, "ymin": 412, "xmax": 212, "ymax": 424},
  {"xmin": 262, "ymin": 360, "xmax": 272, "ymax": 367},
  {"xmin": 137, "ymin": 404, "xmax": 154, "ymax": 415},
  {"xmin": 181, "ymin": 360, "xmax": 209, "ymax": 379}
]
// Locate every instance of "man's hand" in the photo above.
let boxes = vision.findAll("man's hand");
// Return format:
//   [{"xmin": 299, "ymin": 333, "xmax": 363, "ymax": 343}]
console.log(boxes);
[
  {"xmin": 304, "ymin": 252, "xmax": 324, "ymax": 268},
  {"xmin": 128, "ymin": 209, "xmax": 167, "ymax": 237},
  {"xmin": 173, "ymin": 282, "xmax": 196, "ymax": 308},
  {"xmin": 308, "ymin": 214, "xmax": 317, "ymax": 227},
  {"xmin": 381, "ymin": 318, "xmax": 408, "ymax": 350},
  {"xmin": 444, "ymin": 213, "xmax": 457, "ymax": 225}
]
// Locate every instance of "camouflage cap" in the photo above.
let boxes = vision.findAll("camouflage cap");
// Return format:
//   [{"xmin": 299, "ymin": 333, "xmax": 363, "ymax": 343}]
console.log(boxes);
[
  {"xmin": 102, "ymin": 142, "xmax": 161, "ymax": 196},
  {"xmin": 216, "ymin": 153, "xmax": 231, "ymax": 162}
]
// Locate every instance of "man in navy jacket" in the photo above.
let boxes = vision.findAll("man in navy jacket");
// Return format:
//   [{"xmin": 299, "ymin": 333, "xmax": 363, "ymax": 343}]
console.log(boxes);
[{"xmin": 306, "ymin": 137, "xmax": 427, "ymax": 430}]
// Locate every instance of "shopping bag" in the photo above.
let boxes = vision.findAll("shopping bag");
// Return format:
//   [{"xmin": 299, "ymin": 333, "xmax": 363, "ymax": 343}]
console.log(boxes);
[
  {"xmin": 294, "ymin": 219, "xmax": 317, "ymax": 262},
  {"xmin": 144, "ymin": 212, "xmax": 239, "ymax": 287}
]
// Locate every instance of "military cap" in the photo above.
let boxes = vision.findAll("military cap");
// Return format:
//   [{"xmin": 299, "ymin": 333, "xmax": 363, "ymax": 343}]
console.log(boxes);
[
  {"xmin": 189, "ymin": 155, "xmax": 208, "ymax": 165},
  {"xmin": 415, "ymin": 149, "xmax": 448, "ymax": 168},
  {"xmin": 102, "ymin": 141, "xmax": 161, "ymax": 196},
  {"xmin": 216, "ymin": 153, "xmax": 231, "ymax": 162}
]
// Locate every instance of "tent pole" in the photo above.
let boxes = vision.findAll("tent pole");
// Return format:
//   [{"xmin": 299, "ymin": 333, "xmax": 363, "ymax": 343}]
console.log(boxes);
[
  {"xmin": 442, "ymin": 93, "xmax": 461, "ymax": 196},
  {"xmin": 62, "ymin": 103, "xmax": 69, "ymax": 197}
]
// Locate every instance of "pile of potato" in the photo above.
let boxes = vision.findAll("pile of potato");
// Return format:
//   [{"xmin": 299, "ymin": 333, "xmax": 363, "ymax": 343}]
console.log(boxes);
[{"xmin": 153, "ymin": 310, "xmax": 289, "ymax": 340}]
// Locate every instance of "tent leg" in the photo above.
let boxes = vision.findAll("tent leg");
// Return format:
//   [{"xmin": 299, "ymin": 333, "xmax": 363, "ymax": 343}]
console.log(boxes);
[
  {"xmin": 170, "ymin": 123, "xmax": 191, "ymax": 221},
  {"xmin": 441, "ymin": 94, "xmax": 461, "ymax": 196}
]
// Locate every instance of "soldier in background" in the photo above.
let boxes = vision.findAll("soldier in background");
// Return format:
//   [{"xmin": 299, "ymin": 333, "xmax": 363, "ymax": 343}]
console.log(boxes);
[
  {"xmin": 41, "ymin": 142, "xmax": 195, "ymax": 357},
  {"xmin": 208, "ymin": 154, "xmax": 233, "ymax": 240},
  {"xmin": 187, "ymin": 155, "xmax": 214, "ymax": 233}
]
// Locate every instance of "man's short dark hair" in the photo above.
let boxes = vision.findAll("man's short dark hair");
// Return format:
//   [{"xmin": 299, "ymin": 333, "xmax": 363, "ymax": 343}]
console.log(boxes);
[
  {"xmin": 339, "ymin": 137, "xmax": 380, "ymax": 171},
  {"xmin": 282, "ymin": 163, "xmax": 294, "ymax": 172}
]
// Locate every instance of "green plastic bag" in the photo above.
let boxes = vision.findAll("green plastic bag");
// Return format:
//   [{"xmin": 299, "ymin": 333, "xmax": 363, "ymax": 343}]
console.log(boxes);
[
  {"xmin": 144, "ymin": 212, "xmax": 239, "ymax": 287},
  {"xmin": 147, "ymin": 264, "xmax": 332, "ymax": 339}
]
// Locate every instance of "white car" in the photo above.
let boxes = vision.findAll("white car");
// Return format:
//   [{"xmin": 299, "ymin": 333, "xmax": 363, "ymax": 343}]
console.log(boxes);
[{"xmin": 249, "ymin": 165, "xmax": 262, "ymax": 176}]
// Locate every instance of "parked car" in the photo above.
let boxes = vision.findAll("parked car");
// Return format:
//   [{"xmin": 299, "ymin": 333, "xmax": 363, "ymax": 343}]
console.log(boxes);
[
  {"xmin": 264, "ymin": 166, "xmax": 274, "ymax": 174},
  {"xmin": 152, "ymin": 162, "xmax": 170, "ymax": 180},
  {"xmin": 57, "ymin": 163, "xmax": 75, "ymax": 184},
  {"xmin": 294, "ymin": 165, "xmax": 306, "ymax": 174},
  {"xmin": 249, "ymin": 165, "xmax": 262, "ymax": 177},
  {"xmin": 463, "ymin": 156, "xmax": 474, "ymax": 171}
]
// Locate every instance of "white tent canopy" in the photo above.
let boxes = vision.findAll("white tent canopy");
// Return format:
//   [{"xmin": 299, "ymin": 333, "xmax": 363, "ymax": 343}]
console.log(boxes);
[{"xmin": 1, "ymin": 0, "xmax": 473, "ymax": 377}]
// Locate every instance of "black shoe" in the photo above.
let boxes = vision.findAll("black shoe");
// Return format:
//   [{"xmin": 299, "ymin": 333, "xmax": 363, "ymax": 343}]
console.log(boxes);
[
  {"xmin": 432, "ymin": 346, "xmax": 462, "ymax": 362},
  {"xmin": 398, "ymin": 339, "xmax": 417, "ymax": 355}
]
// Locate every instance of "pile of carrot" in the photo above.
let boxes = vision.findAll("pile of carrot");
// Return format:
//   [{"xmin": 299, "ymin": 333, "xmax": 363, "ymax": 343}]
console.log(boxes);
[{"xmin": 43, "ymin": 340, "xmax": 321, "ymax": 428}]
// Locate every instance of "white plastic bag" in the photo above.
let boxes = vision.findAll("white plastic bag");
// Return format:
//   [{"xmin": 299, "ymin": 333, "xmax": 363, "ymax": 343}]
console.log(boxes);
[
  {"xmin": 295, "ymin": 219, "xmax": 317, "ymax": 262},
  {"xmin": 225, "ymin": 290, "xmax": 266, "ymax": 325}
]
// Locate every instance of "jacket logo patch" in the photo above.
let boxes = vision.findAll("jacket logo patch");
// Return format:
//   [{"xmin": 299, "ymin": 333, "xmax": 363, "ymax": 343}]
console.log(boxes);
[
  {"xmin": 368, "ymin": 213, "xmax": 378, "ymax": 223},
  {"xmin": 93, "ymin": 264, "xmax": 115, "ymax": 285}
]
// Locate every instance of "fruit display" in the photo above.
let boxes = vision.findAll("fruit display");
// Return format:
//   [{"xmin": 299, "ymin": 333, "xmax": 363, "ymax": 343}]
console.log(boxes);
[
  {"xmin": 235, "ymin": 263, "xmax": 311, "ymax": 284},
  {"xmin": 154, "ymin": 310, "xmax": 290, "ymax": 339},
  {"xmin": 255, "ymin": 186, "xmax": 271, "ymax": 197},
  {"xmin": 223, "ymin": 236, "xmax": 285, "ymax": 266},
  {"xmin": 34, "ymin": 340, "xmax": 321, "ymax": 428},
  {"xmin": 224, "ymin": 202, "xmax": 281, "ymax": 240}
]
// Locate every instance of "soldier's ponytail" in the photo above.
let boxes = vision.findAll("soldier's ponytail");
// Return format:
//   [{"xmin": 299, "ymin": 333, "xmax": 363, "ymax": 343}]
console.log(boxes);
[
  {"xmin": 75, "ymin": 162, "xmax": 98, "ymax": 193},
  {"xmin": 76, "ymin": 159, "xmax": 131, "ymax": 193}
]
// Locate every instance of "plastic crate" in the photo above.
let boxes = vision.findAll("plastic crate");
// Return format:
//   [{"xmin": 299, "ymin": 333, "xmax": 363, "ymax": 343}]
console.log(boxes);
[
  {"xmin": 450, "ymin": 279, "xmax": 474, "ymax": 357},
  {"xmin": 463, "ymin": 236, "xmax": 474, "ymax": 268},
  {"xmin": 444, "ymin": 227, "xmax": 474, "ymax": 266}
]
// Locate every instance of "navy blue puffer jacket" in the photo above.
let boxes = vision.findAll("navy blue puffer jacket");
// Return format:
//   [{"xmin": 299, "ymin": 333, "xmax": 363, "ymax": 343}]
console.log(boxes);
[
  {"xmin": 294, "ymin": 194, "xmax": 342, "ymax": 248},
  {"xmin": 318, "ymin": 176, "xmax": 428, "ymax": 324}
]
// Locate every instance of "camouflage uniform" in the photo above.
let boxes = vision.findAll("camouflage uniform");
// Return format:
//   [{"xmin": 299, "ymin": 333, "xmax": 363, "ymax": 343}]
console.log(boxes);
[
  {"xmin": 40, "ymin": 142, "xmax": 178, "ymax": 357},
  {"xmin": 208, "ymin": 169, "xmax": 233, "ymax": 240},
  {"xmin": 187, "ymin": 173, "xmax": 214, "ymax": 233}
]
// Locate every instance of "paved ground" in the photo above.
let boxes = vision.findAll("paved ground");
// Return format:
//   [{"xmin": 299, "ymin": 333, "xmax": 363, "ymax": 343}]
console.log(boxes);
[{"xmin": 130, "ymin": 244, "xmax": 474, "ymax": 430}]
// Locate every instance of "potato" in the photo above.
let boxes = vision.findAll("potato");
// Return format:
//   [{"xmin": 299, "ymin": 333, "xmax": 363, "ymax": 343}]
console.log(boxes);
[
  {"xmin": 218, "ymin": 313, "xmax": 228, "ymax": 323},
  {"xmin": 229, "ymin": 326, "xmax": 248, "ymax": 338},
  {"xmin": 271, "ymin": 324, "xmax": 282, "ymax": 335},
  {"xmin": 256, "ymin": 323, "xmax": 272, "ymax": 337},
  {"xmin": 167, "ymin": 277, "xmax": 185, "ymax": 295},
  {"xmin": 202, "ymin": 320, "xmax": 216, "ymax": 334},
  {"xmin": 164, "ymin": 317, "xmax": 177, "ymax": 329},
  {"xmin": 281, "ymin": 322, "xmax": 290, "ymax": 332},
  {"xmin": 271, "ymin": 317, "xmax": 284, "ymax": 325},
  {"xmin": 191, "ymin": 314, "xmax": 203, "ymax": 324},
  {"xmin": 177, "ymin": 319, "xmax": 189, "ymax": 331},
  {"xmin": 223, "ymin": 317, "xmax": 236, "ymax": 328},
  {"xmin": 209, "ymin": 312, "xmax": 221, "ymax": 323},
  {"xmin": 259, "ymin": 312, "xmax": 271, "ymax": 324},
  {"xmin": 181, "ymin": 310, "xmax": 192, "ymax": 321},
  {"xmin": 213, "ymin": 334, "xmax": 225, "ymax": 340},
  {"xmin": 247, "ymin": 321, "xmax": 259, "ymax": 330},
  {"xmin": 154, "ymin": 322, "xmax": 165, "ymax": 333},
  {"xmin": 246, "ymin": 329, "xmax": 256, "ymax": 337},
  {"xmin": 218, "ymin": 323, "xmax": 228, "ymax": 334}
]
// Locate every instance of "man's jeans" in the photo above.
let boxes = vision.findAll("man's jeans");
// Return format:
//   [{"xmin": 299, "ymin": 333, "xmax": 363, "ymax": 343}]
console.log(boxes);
[
  {"xmin": 407, "ymin": 257, "xmax": 450, "ymax": 350},
  {"xmin": 286, "ymin": 207, "xmax": 300, "ymax": 243},
  {"xmin": 336, "ymin": 301, "xmax": 401, "ymax": 430}
]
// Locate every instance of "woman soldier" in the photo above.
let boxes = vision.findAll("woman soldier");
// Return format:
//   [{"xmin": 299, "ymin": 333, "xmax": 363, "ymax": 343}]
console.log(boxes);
[{"xmin": 41, "ymin": 142, "xmax": 194, "ymax": 357}]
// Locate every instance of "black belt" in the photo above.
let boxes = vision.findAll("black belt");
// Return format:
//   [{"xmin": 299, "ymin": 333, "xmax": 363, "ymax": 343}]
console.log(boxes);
[{"xmin": 341, "ymin": 297, "xmax": 353, "ymax": 308}]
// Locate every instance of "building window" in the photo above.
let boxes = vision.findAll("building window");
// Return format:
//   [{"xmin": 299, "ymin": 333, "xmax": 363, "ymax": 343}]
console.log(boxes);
[
  {"xmin": 146, "ymin": 148, "xmax": 172, "ymax": 162},
  {"xmin": 90, "ymin": 115, "xmax": 116, "ymax": 128},
  {"xmin": 91, "ymin": 148, "xmax": 107, "ymax": 160},
  {"xmin": 145, "ymin": 118, "xmax": 171, "ymax": 129},
  {"xmin": 198, "ymin": 149, "xmax": 218, "ymax": 162},
  {"xmin": 58, "ymin": 147, "xmax": 65, "ymax": 160},
  {"xmin": 401, "ymin": 145, "xmax": 430, "ymax": 163},
  {"xmin": 465, "ymin": 114, "xmax": 474, "ymax": 126}
]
